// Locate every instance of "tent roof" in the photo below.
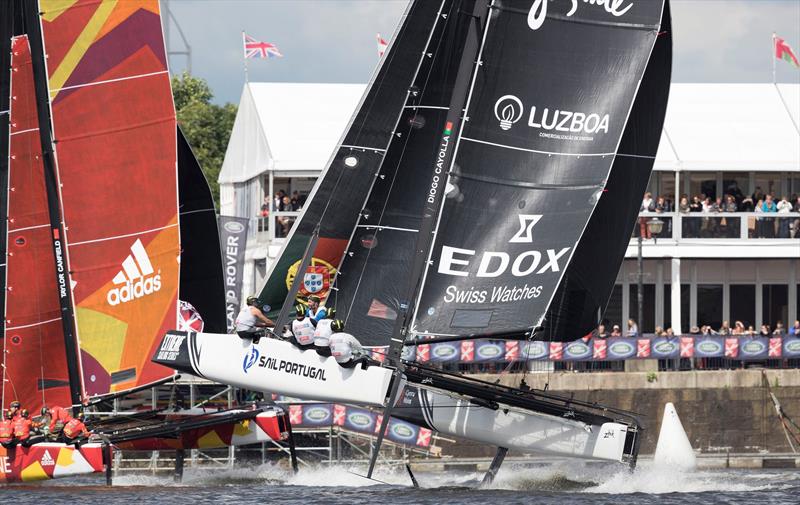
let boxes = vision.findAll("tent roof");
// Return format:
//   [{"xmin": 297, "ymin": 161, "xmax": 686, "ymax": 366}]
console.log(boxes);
[
  {"xmin": 219, "ymin": 82, "xmax": 365, "ymax": 184},
  {"xmin": 654, "ymin": 83, "xmax": 799, "ymax": 172},
  {"xmin": 220, "ymin": 82, "xmax": 799, "ymax": 184}
]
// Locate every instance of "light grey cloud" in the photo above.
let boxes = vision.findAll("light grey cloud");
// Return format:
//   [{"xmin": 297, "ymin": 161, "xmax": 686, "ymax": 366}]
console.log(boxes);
[{"xmin": 165, "ymin": 0, "xmax": 800, "ymax": 105}]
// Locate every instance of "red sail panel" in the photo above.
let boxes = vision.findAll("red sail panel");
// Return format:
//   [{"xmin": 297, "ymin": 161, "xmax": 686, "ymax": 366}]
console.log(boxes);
[
  {"xmin": 2, "ymin": 35, "xmax": 72, "ymax": 414},
  {"xmin": 39, "ymin": 0, "xmax": 179, "ymax": 397}
]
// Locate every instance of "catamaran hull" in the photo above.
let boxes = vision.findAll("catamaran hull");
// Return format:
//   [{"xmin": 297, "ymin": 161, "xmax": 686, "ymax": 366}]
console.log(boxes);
[
  {"xmin": 153, "ymin": 331, "xmax": 395, "ymax": 407},
  {"xmin": 394, "ymin": 385, "xmax": 630, "ymax": 462},
  {"xmin": 114, "ymin": 410, "xmax": 288, "ymax": 451},
  {"xmin": 0, "ymin": 443, "xmax": 105, "ymax": 483}
]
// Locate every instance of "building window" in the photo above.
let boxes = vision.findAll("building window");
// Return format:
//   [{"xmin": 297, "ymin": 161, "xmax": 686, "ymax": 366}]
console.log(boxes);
[
  {"xmin": 730, "ymin": 284, "xmax": 756, "ymax": 328},
  {"xmin": 763, "ymin": 284, "xmax": 788, "ymax": 329},
  {"xmin": 752, "ymin": 172, "xmax": 782, "ymax": 201},
  {"xmin": 697, "ymin": 284, "xmax": 723, "ymax": 330},
  {"xmin": 685, "ymin": 171, "xmax": 716, "ymax": 200},
  {"xmin": 722, "ymin": 172, "xmax": 749, "ymax": 205}
]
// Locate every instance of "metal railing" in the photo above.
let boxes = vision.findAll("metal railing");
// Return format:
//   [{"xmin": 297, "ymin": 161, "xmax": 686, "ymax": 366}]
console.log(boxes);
[
  {"xmin": 633, "ymin": 211, "xmax": 800, "ymax": 241},
  {"xmin": 251, "ymin": 212, "xmax": 301, "ymax": 242}
]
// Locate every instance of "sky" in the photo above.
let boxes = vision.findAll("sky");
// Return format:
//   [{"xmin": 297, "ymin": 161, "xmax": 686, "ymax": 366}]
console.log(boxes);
[{"xmin": 164, "ymin": 0, "xmax": 800, "ymax": 105}]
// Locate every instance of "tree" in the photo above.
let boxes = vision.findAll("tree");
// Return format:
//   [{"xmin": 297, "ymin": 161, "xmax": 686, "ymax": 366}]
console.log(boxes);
[{"xmin": 171, "ymin": 72, "xmax": 236, "ymax": 206}]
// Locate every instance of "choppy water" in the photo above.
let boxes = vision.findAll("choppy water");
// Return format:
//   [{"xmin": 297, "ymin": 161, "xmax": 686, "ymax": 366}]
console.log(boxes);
[{"xmin": 4, "ymin": 461, "xmax": 799, "ymax": 504}]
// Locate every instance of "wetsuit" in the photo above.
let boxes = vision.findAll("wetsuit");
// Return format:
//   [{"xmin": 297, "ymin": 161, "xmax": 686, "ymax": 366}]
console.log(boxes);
[
  {"xmin": 0, "ymin": 418, "xmax": 14, "ymax": 448},
  {"xmin": 13, "ymin": 417, "xmax": 33, "ymax": 447},
  {"xmin": 48, "ymin": 406, "xmax": 72, "ymax": 435},
  {"xmin": 62, "ymin": 418, "xmax": 90, "ymax": 445}
]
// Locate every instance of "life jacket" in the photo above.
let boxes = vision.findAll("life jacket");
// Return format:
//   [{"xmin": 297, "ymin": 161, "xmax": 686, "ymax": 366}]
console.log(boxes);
[
  {"xmin": 63, "ymin": 418, "xmax": 87, "ymax": 439},
  {"xmin": 0, "ymin": 419, "xmax": 14, "ymax": 441},
  {"xmin": 13, "ymin": 418, "xmax": 31, "ymax": 440},
  {"xmin": 291, "ymin": 317, "xmax": 316, "ymax": 346},
  {"xmin": 305, "ymin": 306, "xmax": 327, "ymax": 323},
  {"xmin": 314, "ymin": 319, "xmax": 333, "ymax": 348}
]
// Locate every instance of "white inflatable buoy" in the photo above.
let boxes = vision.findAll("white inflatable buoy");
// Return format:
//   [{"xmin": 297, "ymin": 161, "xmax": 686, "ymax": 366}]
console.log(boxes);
[{"xmin": 653, "ymin": 402, "xmax": 696, "ymax": 470}]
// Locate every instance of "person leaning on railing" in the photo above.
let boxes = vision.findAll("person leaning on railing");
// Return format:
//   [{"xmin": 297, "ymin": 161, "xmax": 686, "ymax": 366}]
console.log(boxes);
[{"xmin": 777, "ymin": 196, "xmax": 793, "ymax": 238}]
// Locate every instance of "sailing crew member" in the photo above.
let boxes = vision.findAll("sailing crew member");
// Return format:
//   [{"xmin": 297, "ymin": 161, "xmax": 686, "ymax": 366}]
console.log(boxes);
[
  {"xmin": 45, "ymin": 405, "xmax": 72, "ymax": 438},
  {"xmin": 305, "ymin": 295, "xmax": 327, "ymax": 325},
  {"xmin": 329, "ymin": 320, "xmax": 375, "ymax": 369},
  {"xmin": 313, "ymin": 307, "xmax": 336, "ymax": 357},
  {"xmin": 290, "ymin": 304, "xmax": 316, "ymax": 349},
  {"xmin": 235, "ymin": 295, "xmax": 274, "ymax": 344},
  {"xmin": 0, "ymin": 411, "xmax": 15, "ymax": 448},
  {"xmin": 62, "ymin": 412, "xmax": 91, "ymax": 446},
  {"xmin": 13, "ymin": 409, "xmax": 34, "ymax": 447},
  {"xmin": 8, "ymin": 400, "xmax": 21, "ymax": 420}
]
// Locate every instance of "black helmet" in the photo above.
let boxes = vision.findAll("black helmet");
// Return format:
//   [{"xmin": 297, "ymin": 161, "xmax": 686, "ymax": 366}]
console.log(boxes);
[
  {"xmin": 295, "ymin": 304, "xmax": 305, "ymax": 318},
  {"xmin": 246, "ymin": 296, "xmax": 259, "ymax": 306},
  {"xmin": 21, "ymin": 409, "xmax": 29, "ymax": 418},
  {"xmin": 331, "ymin": 319, "xmax": 344, "ymax": 332},
  {"xmin": 41, "ymin": 406, "xmax": 49, "ymax": 416},
  {"xmin": 10, "ymin": 400, "xmax": 20, "ymax": 409},
  {"xmin": 327, "ymin": 307, "xmax": 337, "ymax": 319}
]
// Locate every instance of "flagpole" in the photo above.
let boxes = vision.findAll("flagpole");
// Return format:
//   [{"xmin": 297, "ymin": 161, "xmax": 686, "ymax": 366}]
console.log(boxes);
[
  {"xmin": 772, "ymin": 32, "xmax": 776, "ymax": 84},
  {"xmin": 242, "ymin": 30, "xmax": 249, "ymax": 83}
]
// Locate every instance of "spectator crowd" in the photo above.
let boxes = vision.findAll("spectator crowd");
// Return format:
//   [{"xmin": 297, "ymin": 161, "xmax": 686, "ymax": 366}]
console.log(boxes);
[
  {"xmin": 587, "ymin": 318, "xmax": 800, "ymax": 339},
  {"xmin": 258, "ymin": 189, "xmax": 307, "ymax": 237}
]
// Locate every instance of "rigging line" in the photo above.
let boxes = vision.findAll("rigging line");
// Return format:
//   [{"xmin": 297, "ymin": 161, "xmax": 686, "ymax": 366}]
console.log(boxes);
[
  {"xmin": 403, "ymin": 105, "xmax": 450, "ymax": 110},
  {"xmin": 69, "ymin": 223, "xmax": 179, "ymax": 247},
  {"xmin": 356, "ymin": 224, "xmax": 418, "ymax": 233},
  {"xmin": 0, "ymin": 363, "xmax": 20, "ymax": 409},
  {"xmin": 0, "ymin": 109, "xmax": 9, "ymax": 115},
  {"xmin": 179, "ymin": 208, "xmax": 215, "ymax": 216},
  {"xmin": 48, "ymin": 70, "xmax": 170, "ymax": 94},
  {"xmin": 460, "ymin": 136, "xmax": 617, "ymax": 157},
  {"xmin": 340, "ymin": 144, "xmax": 386, "ymax": 153},
  {"xmin": 6, "ymin": 317, "xmax": 62, "ymax": 331},
  {"xmin": 343, "ymin": 0, "xmax": 453, "ymax": 324}
]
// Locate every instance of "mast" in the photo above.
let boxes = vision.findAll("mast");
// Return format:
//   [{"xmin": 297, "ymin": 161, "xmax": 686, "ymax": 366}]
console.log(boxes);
[
  {"xmin": 386, "ymin": 0, "xmax": 491, "ymax": 362},
  {"xmin": 23, "ymin": 2, "xmax": 84, "ymax": 410}
]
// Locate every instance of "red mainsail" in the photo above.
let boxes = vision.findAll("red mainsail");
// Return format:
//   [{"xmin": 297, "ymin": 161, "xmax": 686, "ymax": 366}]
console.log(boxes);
[
  {"xmin": 39, "ymin": 0, "xmax": 179, "ymax": 397},
  {"xmin": 2, "ymin": 35, "xmax": 72, "ymax": 414}
]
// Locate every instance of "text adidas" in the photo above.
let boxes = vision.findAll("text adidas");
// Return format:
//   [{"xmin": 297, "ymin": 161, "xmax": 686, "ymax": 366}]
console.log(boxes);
[{"xmin": 107, "ymin": 272, "xmax": 162, "ymax": 306}]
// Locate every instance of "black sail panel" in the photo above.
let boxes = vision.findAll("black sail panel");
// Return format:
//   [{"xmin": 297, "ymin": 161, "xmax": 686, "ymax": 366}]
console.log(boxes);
[
  {"xmin": 258, "ymin": 1, "xmax": 445, "ymax": 317},
  {"xmin": 412, "ymin": 1, "xmax": 667, "ymax": 339},
  {"xmin": 177, "ymin": 126, "xmax": 227, "ymax": 333},
  {"xmin": 334, "ymin": 0, "xmax": 480, "ymax": 346},
  {"xmin": 540, "ymin": 1, "xmax": 673, "ymax": 341}
]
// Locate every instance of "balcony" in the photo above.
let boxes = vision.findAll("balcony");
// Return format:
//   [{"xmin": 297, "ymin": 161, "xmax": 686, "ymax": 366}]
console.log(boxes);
[{"xmin": 628, "ymin": 212, "xmax": 800, "ymax": 259}]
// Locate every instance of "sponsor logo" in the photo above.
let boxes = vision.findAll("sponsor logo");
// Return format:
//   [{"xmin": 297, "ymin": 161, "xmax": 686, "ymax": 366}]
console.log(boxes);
[
  {"xmin": 256, "ymin": 355, "xmax": 327, "ymax": 381},
  {"xmin": 509, "ymin": 214, "xmax": 542, "ymax": 244},
  {"xmin": 52, "ymin": 229, "xmax": 68, "ymax": 299},
  {"xmin": 523, "ymin": 341, "xmax": 548, "ymax": 359},
  {"xmin": 742, "ymin": 340, "xmax": 766, "ymax": 355},
  {"xmin": 425, "ymin": 124, "xmax": 452, "ymax": 205},
  {"xmin": 107, "ymin": 239, "xmax": 162, "ymax": 306},
  {"xmin": 348, "ymin": 413, "xmax": 373, "ymax": 428},
  {"xmin": 602, "ymin": 429, "xmax": 616, "ymax": 439},
  {"xmin": 223, "ymin": 220, "xmax": 245, "ymax": 234},
  {"xmin": 391, "ymin": 423, "xmax": 415, "ymax": 440},
  {"xmin": 610, "ymin": 341, "xmax": 635, "ymax": 356},
  {"xmin": 565, "ymin": 342, "xmax": 591, "ymax": 358},
  {"xmin": 40, "ymin": 449, "xmax": 55, "ymax": 467},
  {"xmin": 653, "ymin": 341, "xmax": 678, "ymax": 354},
  {"xmin": 785, "ymin": 340, "xmax": 800, "ymax": 353},
  {"xmin": 156, "ymin": 333, "xmax": 186, "ymax": 361},
  {"xmin": 697, "ymin": 340, "xmax": 722, "ymax": 354},
  {"xmin": 1, "ymin": 456, "xmax": 11, "ymax": 474},
  {"xmin": 492, "ymin": 94, "xmax": 610, "ymax": 138},
  {"xmin": 243, "ymin": 346, "xmax": 260, "ymax": 373},
  {"xmin": 494, "ymin": 95, "xmax": 524, "ymax": 130},
  {"xmin": 477, "ymin": 343, "xmax": 502, "ymax": 359},
  {"xmin": 433, "ymin": 344, "xmax": 458, "ymax": 359},
  {"xmin": 305, "ymin": 407, "xmax": 331, "ymax": 423},
  {"xmin": 527, "ymin": 0, "xmax": 634, "ymax": 31}
]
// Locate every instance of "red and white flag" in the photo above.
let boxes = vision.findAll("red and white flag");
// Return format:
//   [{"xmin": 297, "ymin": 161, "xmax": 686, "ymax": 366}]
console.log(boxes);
[
  {"xmin": 243, "ymin": 32, "xmax": 283, "ymax": 59},
  {"xmin": 774, "ymin": 35, "xmax": 800, "ymax": 68},
  {"xmin": 376, "ymin": 33, "xmax": 388, "ymax": 57}
]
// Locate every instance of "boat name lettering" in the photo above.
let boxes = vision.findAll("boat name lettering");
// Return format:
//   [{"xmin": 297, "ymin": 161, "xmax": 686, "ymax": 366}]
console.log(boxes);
[
  {"xmin": 1, "ymin": 456, "xmax": 11, "ymax": 474},
  {"xmin": 156, "ymin": 333, "xmax": 186, "ymax": 361},
  {"xmin": 257, "ymin": 356, "xmax": 327, "ymax": 381},
  {"xmin": 527, "ymin": 0, "xmax": 634, "ymax": 31},
  {"xmin": 427, "ymin": 133, "xmax": 450, "ymax": 204},
  {"xmin": 443, "ymin": 283, "xmax": 543, "ymax": 304},
  {"xmin": 438, "ymin": 246, "xmax": 570, "ymax": 278}
]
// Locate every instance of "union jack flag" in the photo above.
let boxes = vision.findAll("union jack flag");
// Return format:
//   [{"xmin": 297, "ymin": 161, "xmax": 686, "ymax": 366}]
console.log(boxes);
[{"xmin": 243, "ymin": 33, "xmax": 283, "ymax": 59}]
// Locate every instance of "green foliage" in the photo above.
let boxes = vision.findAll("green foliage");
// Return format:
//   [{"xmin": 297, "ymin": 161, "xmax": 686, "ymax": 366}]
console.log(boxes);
[
  {"xmin": 171, "ymin": 72, "xmax": 236, "ymax": 206},
  {"xmin": 646, "ymin": 372, "xmax": 658, "ymax": 383}
]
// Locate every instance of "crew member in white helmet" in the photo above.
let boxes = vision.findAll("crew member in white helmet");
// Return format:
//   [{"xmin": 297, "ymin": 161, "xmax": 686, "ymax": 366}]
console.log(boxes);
[
  {"xmin": 235, "ymin": 296, "xmax": 274, "ymax": 344},
  {"xmin": 290, "ymin": 304, "xmax": 316, "ymax": 349},
  {"xmin": 305, "ymin": 295, "xmax": 327, "ymax": 325},
  {"xmin": 329, "ymin": 319, "xmax": 374, "ymax": 369},
  {"xmin": 313, "ymin": 307, "xmax": 336, "ymax": 357}
]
